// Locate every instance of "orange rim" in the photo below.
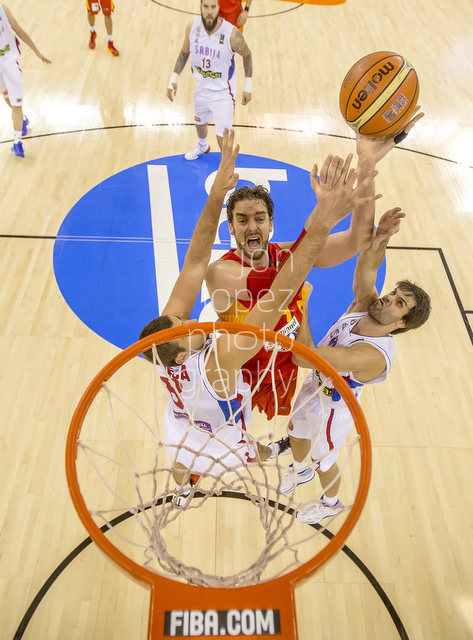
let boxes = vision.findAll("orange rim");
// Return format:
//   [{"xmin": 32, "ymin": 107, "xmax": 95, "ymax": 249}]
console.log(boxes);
[{"xmin": 66, "ymin": 321, "xmax": 371, "ymax": 593}]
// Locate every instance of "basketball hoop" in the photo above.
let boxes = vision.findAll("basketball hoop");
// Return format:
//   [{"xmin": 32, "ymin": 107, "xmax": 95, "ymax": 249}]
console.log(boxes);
[{"xmin": 66, "ymin": 322, "xmax": 371, "ymax": 639}]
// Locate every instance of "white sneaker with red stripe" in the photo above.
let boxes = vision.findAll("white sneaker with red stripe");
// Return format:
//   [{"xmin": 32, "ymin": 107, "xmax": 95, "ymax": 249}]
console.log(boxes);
[{"xmin": 185, "ymin": 142, "xmax": 210, "ymax": 161}]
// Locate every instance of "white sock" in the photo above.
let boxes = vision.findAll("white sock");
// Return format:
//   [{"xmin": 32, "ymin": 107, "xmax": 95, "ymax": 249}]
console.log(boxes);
[
  {"xmin": 90, "ymin": 27, "xmax": 96, "ymax": 33},
  {"xmin": 322, "ymin": 493, "xmax": 339, "ymax": 506},
  {"xmin": 14, "ymin": 130, "xmax": 22, "ymax": 144},
  {"xmin": 108, "ymin": 36, "xmax": 113, "ymax": 42},
  {"xmin": 176, "ymin": 482, "xmax": 191, "ymax": 495},
  {"xmin": 198, "ymin": 137, "xmax": 208, "ymax": 148},
  {"xmin": 293, "ymin": 460, "xmax": 307, "ymax": 473}
]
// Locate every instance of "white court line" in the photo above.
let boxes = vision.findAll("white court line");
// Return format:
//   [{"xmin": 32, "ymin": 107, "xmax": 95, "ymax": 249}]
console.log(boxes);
[{"xmin": 147, "ymin": 164, "xmax": 180, "ymax": 314}]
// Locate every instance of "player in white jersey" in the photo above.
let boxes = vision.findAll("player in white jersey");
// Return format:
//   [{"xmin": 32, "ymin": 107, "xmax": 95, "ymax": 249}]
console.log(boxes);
[
  {"xmin": 139, "ymin": 129, "xmax": 381, "ymax": 503},
  {"xmin": 0, "ymin": 4, "xmax": 50, "ymax": 157},
  {"xmin": 166, "ymin": 1, "xmax": 252, "ymax": 160},
  {"xmin": 156, "ymin": 337, "xmax": 255, "ymax": 477},
  {"xmin": 280, "ymin": 207, "xmax": 431, "ymax": 524}
]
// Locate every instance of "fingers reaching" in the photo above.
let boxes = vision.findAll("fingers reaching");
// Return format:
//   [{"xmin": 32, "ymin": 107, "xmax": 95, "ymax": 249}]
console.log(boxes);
[
  {"xmin": 371, "ymin": 206, "xmax": 405, "ymax": 250},
  {"xmin": 318, "ymin": 154, "xmax": 354, "ymax": 192},
  {"xmin": 217, "ymin": 129, "xmax": 240, "ymax": 190}
]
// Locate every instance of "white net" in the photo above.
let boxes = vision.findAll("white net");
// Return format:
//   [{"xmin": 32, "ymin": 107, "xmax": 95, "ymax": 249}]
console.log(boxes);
[{"xmin": 73, "ymin": 325, "xmax": 365, "ymax": 588}]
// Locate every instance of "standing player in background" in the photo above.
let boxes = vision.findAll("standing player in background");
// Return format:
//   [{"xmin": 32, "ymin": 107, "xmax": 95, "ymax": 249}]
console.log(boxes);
[
  {"xmin": 219, "ymin": 0, "xmax": 252, "ymax": 30},
  {"xmin": 205, "ymin": 112, "xmax": 424, "ymax": 421},
  {"xmin": 0, "ymin": 3, "xmax": 51, "ymax": 158},
  {"xmin": 86, "ymin": 0, "xmax": 119, "ymax": 56},
  {"xmin": 167, "ymin": 0, "xmax": 252, "ymax": 160},
  {"xmin": 139, "ymin": 130, "xmax": 381, "ymax": 501},
  {"xmin": 283, "ymin": 208, "xmax": 431, "ymax": 524}
]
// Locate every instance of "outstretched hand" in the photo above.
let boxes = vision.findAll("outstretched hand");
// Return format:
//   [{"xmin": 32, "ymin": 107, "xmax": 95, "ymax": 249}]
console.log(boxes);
[
  {"xmin": 37, "ymin": 51, "xmax": 51, "ymax": 64},
  {"xmin": 355, "ymin": 106, "xmax": 425, "ymax": 166},
  {"xmin": 371, "ymin": 206, "xmax": 405, "ymax": 251},
  {"xmin": 213, "ymin": 129, "xmax": 240, "ymax": 194},
  {"xmin": 310, "ymin": 154, "xmax": 345, "ymax": 194},
  {"xmin": 310, "ymin": 154, "xmax": 382, "ymax": 229}
]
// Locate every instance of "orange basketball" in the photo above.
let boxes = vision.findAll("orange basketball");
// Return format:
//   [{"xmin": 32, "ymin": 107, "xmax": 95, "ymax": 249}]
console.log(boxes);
[{"xmin": 339, "ymin": 51, "xmax": 419, "ymax": 137}]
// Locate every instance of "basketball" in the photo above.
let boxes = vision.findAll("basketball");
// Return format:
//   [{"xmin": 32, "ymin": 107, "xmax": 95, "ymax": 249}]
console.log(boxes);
[{"xmin": 339, "ymin": 51, "xmax": 419, "ymax": 137}]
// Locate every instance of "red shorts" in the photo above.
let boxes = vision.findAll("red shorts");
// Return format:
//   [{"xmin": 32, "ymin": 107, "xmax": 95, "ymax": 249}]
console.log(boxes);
[
  {"xmin": 86, "ymin": 0, "xmax": 114, "ymax": 16},
  {"xmin": 243, "ymin": 370, "xmax": 298, "ymax": 421}
]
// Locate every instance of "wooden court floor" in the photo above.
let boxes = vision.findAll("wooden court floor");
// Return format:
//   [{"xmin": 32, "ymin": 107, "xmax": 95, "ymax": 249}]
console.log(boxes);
[{"xmin": 1, "ymin": 0, "xmax": 473, "ymax": 638}]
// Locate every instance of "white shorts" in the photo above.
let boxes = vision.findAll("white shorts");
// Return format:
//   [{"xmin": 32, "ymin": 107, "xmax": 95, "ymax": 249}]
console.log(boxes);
[
  {"xmin": 193, "ymin": 83, "xmax": 235, "ymax": 137},
  {"xmin": 289, "ymin": 375, "xmax": 354, "ymax": 472},
  {"xmin": 0, "ymin": 59, "xmax": 23, "ymax": 105},
  {"xmin": 164, "ymin": 417, "xmax": 256, "ymax": 476}
]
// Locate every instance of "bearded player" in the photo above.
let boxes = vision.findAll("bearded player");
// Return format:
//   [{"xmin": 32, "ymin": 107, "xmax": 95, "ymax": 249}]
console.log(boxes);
[
  {"xmin": 140, "ymin": 130, "xmax": 381, "ymax": 502},
  {"xmin": 205, "ymin": 112, "xmax": 424, "ymax": 422}
]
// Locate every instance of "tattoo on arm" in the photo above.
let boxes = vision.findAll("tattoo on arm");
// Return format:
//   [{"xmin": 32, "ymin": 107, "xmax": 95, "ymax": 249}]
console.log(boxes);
[
  {"xmin": 174, "ymin": 50, "xmax": 190, "ymax": 74},
  {"xmin": 232, "ymin": 30, "xmax": 253, "ymax": 76}
]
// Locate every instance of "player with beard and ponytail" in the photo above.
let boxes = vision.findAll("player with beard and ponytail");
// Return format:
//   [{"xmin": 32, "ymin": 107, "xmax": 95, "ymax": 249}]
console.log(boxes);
[
  {"xmin": 167, "ymin": 0, "xmax": 252, "ymax": 160},
  {"xmin": 278, "ymin": 206, "xmax": 431, "ymax": 524}
]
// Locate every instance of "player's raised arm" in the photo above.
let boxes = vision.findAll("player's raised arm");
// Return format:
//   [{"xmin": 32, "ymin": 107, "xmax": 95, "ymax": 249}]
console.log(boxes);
[
  {"xmin": 162, "ymin": 130, "xmax": 239, "ymax": 318},
  {"xmin": 349, "ymin": 206, "xmax": 405, "ymax": 312},
  {"xmin": 206, "ymin": 153, "xmax": 376, "ymax": 314},
  {"xmin": 210, "ymin": 154, "xmax": 381, "ymax": 376},
  {"xmin": 294, "ymin": 206, "xmax": 407, "ymax": 379},
  {"xmin": 313, "ymin": 108, "xmax": 424, "ymax": 268}
]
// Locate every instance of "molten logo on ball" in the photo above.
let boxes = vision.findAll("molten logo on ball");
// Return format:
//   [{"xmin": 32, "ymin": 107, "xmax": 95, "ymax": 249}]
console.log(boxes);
[
  {"xmin": 350, "ymin": 62, "xmax": 395, "ymax": 110},
  {"xmin": 339, "ymin": 51, "xmax": 419, "ymax": 137}
]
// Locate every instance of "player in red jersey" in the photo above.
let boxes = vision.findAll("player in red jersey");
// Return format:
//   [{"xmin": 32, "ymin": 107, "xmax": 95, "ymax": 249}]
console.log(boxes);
[
  {"xmin": 215, "ymin": 215, "xmax": 307, "ymax": 419},
  {"xmin": 219, "ymin": 0, "xmax": 252, "ymax": 30},
  {"xmin": 205, "ymin": 112, "xmax": 424, "ymax": 420},
  {"xmin": 140, "ymin": 130, "xmax": 381, "ymax": 496},
  {"xmin": 86, "ymin": 0, "xmax": 119, "ymax": 56}
]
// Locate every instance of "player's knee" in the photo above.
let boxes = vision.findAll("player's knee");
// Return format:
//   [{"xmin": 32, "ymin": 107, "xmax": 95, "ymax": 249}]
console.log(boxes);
[{"xmin": 317, "ymin": 461, "xmax": 338, "ymax": 477}]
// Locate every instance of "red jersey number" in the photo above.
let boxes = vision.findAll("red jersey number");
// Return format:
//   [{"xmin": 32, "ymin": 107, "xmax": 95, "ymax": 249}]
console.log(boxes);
[{"xmin": 160, "ymin": 376, "xmax": 184, "ymax": 410}]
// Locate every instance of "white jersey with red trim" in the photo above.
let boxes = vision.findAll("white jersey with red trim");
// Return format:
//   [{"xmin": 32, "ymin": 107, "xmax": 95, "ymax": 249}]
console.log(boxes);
[
  {"xmin": 157, "ymin": 339, "xmax": 252, "ymax": 461},
  {"xmin": 189, "ymin": 17, "xmax": 236, "ymax": 93},
  {"xmin": 0, "ymin": 4, "xmax": 21, "ymax": 67},
  {"xmin": 309, "ymin": 311, "xmax": 395, "ymax": 409}
]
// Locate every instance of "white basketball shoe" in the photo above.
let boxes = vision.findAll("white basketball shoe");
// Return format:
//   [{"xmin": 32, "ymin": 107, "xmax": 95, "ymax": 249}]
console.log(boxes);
[
  {"xmin": 297, "ymin": 500, "xmax": 343, "ymax": 524},
  {"xmin": 184, "ymin": 142, "xmax": 210, "ymax": 161},
  {"xmin": 278, "ymin": 465, "xmax": 315, "ymax": 495}
]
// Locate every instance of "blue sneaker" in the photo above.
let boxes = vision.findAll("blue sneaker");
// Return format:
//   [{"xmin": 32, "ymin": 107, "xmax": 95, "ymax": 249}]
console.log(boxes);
[
  {"xmin": 22, "ymin": 116, "xmax": 29, "ymax": 137},
  {"xmin": 11, "ymin": 141, "xmax": 25, "ymax": 158},
  {"xmin": 279, "ymin": 465, "xmax": 315, "ymax": 495}
]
